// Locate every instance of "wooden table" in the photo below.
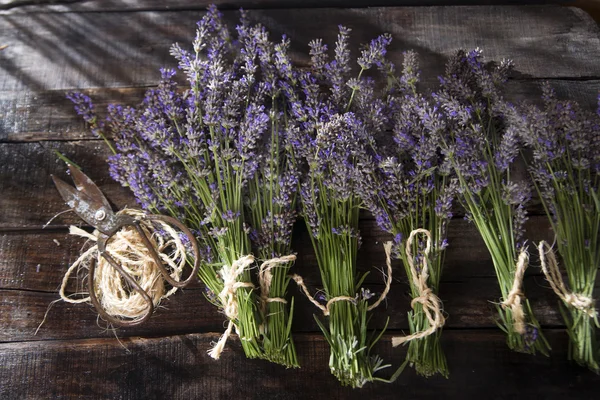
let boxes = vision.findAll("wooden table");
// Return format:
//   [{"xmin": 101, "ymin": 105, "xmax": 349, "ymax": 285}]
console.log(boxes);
[{"xmin": 1, "ymin": 2, "xmax": 600, "ymax": 398}]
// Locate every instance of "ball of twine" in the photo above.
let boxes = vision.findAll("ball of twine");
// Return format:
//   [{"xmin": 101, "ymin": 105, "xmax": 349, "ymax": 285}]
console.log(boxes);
[{"xmin": 60, "ymin": 209, "xmax": 187, "ymax": 324}]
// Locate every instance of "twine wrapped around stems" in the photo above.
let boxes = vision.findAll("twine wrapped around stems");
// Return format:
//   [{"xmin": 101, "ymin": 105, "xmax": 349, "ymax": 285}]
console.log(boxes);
[
  {"xmin": 392, "ymin": 229, "xmax": 445, "ymax": 347},
  {"xmin": 208, "ymin": 255, "xmax": 255, "ymax": 360},
  {"xmin": 209, "ymin": 254, "xmax": 299, "ymax": 359},
  {"xmin": 500, "ymin": 249, "xmax": 529, "ymax": 335},
  {"xmin": 257, "ymin": 255, "xmax": 296, "ymax": 316},
  {"xmin": 292, "ymin": 241, "xmax": 393, "ymax": 316},
  {"xmin": 538, "ymin": 241, "xmax": 596, "ymax": 318}
]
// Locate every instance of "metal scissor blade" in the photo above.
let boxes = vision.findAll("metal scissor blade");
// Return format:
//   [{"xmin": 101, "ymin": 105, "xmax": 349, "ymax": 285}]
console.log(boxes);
[
  {"xmin": 52, "ymin": 174, "xmax": 105, "ymax": 228},
  {"xmin": 67, "ymin": 164, "xmax": 113, "ymax": 212},
  {"xmin": 52, "ymin": 175, "xmax": 84, "ymax": 210}
]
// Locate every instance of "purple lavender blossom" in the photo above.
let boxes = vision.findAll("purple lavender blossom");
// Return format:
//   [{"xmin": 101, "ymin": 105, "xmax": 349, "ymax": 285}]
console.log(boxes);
[{"xmin": 66, "ymin": 92, "xmax": 97, "ymax": 126}]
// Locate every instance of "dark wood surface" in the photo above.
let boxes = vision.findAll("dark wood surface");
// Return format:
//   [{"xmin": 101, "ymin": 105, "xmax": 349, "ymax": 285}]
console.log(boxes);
[
  {"xmin": 0, "ymin": 1, "xmax": 574, "ymax": 13},
  {"xmin": 1, "ymin": 3, "xmax": 599, "ymax": 399}
]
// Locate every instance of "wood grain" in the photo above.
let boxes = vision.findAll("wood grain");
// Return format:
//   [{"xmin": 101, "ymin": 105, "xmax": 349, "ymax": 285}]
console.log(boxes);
[
  {"xmin": 0, "ymin": 275, "xmax": 577, "ymax": 343},
  {"xmin": 0, "ymin": 1, "xmax": 574, "ymax": 13},
  {"xmin": 1, "ymin": 5, "xmax": 600, "ymax": 398},
  {"xmin": 1, "ymin": 331, "xmax": 598, "ymax": 400},
  {"xmin": 0, "ymin": 215, "xmax": 556, "ymax": 291},
  {"xmin": 0, "ymin": 224, "xmax": 586, "ymax": 343},
  {"xmin": 0, "ymin": 6, "xmax": 598, "ymax": 94}
]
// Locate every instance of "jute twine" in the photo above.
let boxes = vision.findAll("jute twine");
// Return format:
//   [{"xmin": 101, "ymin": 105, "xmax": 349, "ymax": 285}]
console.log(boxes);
[
  {"xmin": 500, "ymin": 249, "xmax": 529, "ymax": 335},
  {"xmin": 392, "ymin": 229, "xmax": 445, "ymax": 347},
  {"xmin": 258, "ymin": 255, "xmax": 296, "ymax": 317},
  {"xmin": 208, "ymin": 255, "xmax": 256, "ymax": 360},
  {"xmin": 538, "ymin": 241, "xmax": 596, "ymax": 318},
  {"xmin": 59, "ymin": 209, "xmax": 187, "ymax": 323},
  {"xmin": 208, "ymin": 253, "xmax": 298, "ymax": 359},
  {"xmin": 291, "ymin": 241, "xmax": 393, "ymax": 317}
]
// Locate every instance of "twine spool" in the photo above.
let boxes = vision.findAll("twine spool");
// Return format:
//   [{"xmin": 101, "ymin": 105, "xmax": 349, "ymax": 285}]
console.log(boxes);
[{"xmin": 59, "ymin": 209, "xmax": 187, "ymax": 324}]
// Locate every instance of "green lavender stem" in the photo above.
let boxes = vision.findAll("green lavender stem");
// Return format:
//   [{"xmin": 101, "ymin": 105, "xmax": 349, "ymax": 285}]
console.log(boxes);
[
  {"xmin": 388, "ymin": 174, "xmax": 450, "ymax": 377},
  {"xmin": 465, "ymin": 186, "xmax": 550, "ymax": 355},
  {"xmin": 246, "ymin": 96, "xmax": 299, "ymax": 367},
  {"xmin": 398, "ymin": 241, "xmax": 448, "ymax": 377},
  {"xmin": 553, "ymin": 202, "xmax": 600, "ymax": 371},
  {"xmin": 306, "ymin": 191, "xmax": 400, "ymax": 387},
  {"xmin": 260, "ymin": 296, "xmax": 297, "ymax": 367},
  {"xmin": 528, "ymin": 143, "xmax": 599, "ymax": 370},
  {"xmin": 562, "ymin": 306, "xmax": 600, "ymax": 372},
  {"xmin": 405, "ymin": 319, "xmax": 447, "ymax": 378}
]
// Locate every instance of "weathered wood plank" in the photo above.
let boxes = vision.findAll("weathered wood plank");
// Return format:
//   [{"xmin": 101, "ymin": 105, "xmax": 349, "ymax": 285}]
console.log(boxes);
[
  {"xmin": 3, "ymin": 79, "xmax": 599, "ymax": 143},
  {"xmin": 0, "ymin": 87, "xmax": 148, "ymax": 142},
  {"xmin": 0, "ymin": 214, "xmax": 571, "ymax": 343},
  {"xmin": 0, "ymin": 5, "xmax": 597, "ymax": 399},
  {"xmin": 0, "ymin": 222, "xmax": 586, "ymax": 343},
  {"xmin": 1, "ymin": 274, "xmax": 575, "ymax": 342},
  {"xmin": 0, "ymin": 331, "xmax": 598, "ymax": 400},
  {"xmin": 0, "ymin": 141, "xmax": 130, "ymax": 230},
  {"xmin": 0, "ymin": 0, "xmax": 572, "ymax": 13},
  {"xmin": 0, "ymin": 6, "xmax": 598, "ymax": 94}
]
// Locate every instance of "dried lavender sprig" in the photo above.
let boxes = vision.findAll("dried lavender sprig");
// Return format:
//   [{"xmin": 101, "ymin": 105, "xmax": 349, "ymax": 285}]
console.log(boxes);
[
  {"xmin": 69, "ymin": 6, "xmax": 312, "ymax": 362},
  {"xmin": 517, "ymin": 84, "xmax": 600, "ymax": 371},
  {"xmin": 363, "ymin": 51, "xmax": 454, "ymax": 378},
  {"xmin": 286, "ymin": 27, "xmax": 402, "ymax": 387},
  {"xmin": 240, "ymin": 20, "xmax": 300, "ymax": 367},
  {"xmin": 434, "ymin": 49, "xmax": 550, "ymax": 355}
]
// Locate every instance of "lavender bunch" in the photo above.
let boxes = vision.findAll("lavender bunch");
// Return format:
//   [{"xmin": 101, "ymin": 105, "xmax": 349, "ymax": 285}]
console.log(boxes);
[
  {"xmin": 433, "ymin": 49, "xmax": 550, "ymax": 354},
  {"xmin": 517, "ymin": 85, "xmax": 600, "ymax": 371},
  {"xmin": 238, "ymin": 20, "xmax": 300, "ymax": 367},
  {"xmin": 362, "ymin": 51, "xmax": 456, "ymax": 377},
  {"xmin": 284, "ymin": 27, "xmax": 401, "ymax": 387},
  {"xmin": 68, "ymin": 7, "xmax": 303, "ymax": 363}
]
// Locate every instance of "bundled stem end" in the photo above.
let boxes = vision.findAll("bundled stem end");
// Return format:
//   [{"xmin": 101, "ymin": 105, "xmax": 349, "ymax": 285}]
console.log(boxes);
[
  {"xmin": 294, "ymin": 242, "xmax": 399, "ymax": 387},
  {"xmin": 258, "ymin": 256, "xmax": 299, "ymax": 368},
  {"xmin": 208, "ymin": 255, "xmax": 261, "ymax": 361},
  {"xmin": 539, "ymin": 241, "xmax": 599, "ymax": 372},
  {"xmin": 495, "ymin": 251, "xmax": 550, "ymax": 356},
  {"xmin": 391, "ymin": 229, "xmax": 448, "ymax": 378}
]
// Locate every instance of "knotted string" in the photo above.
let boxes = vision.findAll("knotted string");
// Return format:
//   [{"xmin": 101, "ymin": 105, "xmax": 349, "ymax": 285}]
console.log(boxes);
[
  {"xmin": 538, "ymin": 241, "xmax": 596, "ymax": 318},
  {"xmin": 292, "ymin": 241, "xmax": 393, "ymax": 316},
  {"xmin": 208, "ymin": 254, "xmax": 255, "ymax": 360},
  {"xmin": 258, "ymin": 255, "xmax": 296, "ymax": 317},
  {"xmin": 392, "ymin": 229, "xmax": 445, "ymax": 347},
  {"xmin": 500, "ymin": 249, "xmax": 529, "ymax": 335},
  {"xmin": 291, "ymin": 274, "xmax": 356, "ymax": 316}
]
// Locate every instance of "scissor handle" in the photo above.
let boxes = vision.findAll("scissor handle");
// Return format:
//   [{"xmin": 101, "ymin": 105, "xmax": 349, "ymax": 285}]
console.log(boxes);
[
  {"xmin": 134, "ymin": 214, "xmax": 201, "ymax": 288},
  {"xmin": 88, "ymin": 251, "xmax": 154, "ymax": 327}
]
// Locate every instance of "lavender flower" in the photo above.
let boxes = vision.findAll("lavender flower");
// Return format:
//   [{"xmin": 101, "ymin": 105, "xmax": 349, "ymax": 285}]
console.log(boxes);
[
  {"xmin": 516, "ymin": 83, "xmax": 600, "ymax": 371},
  {"xmin": 433, "ymin": 49, "xmax": 549, "ymax": 356},
  {"xmin": 358, "ymin": 51, "xmax": 456, "ymax": 378},
  {"xmin": 283, "ymin": 27, "xmax": 401, "ymax": 387},
  {"xmin": 69, "ymin": 6, "xmax": 303, "ymax": 366}
]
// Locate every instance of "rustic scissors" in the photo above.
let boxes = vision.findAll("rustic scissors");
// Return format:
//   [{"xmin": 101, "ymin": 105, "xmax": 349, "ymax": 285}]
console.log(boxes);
[{"xmin": 52, "ymin": 164, "xmax": 201, "ymax": 327}]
